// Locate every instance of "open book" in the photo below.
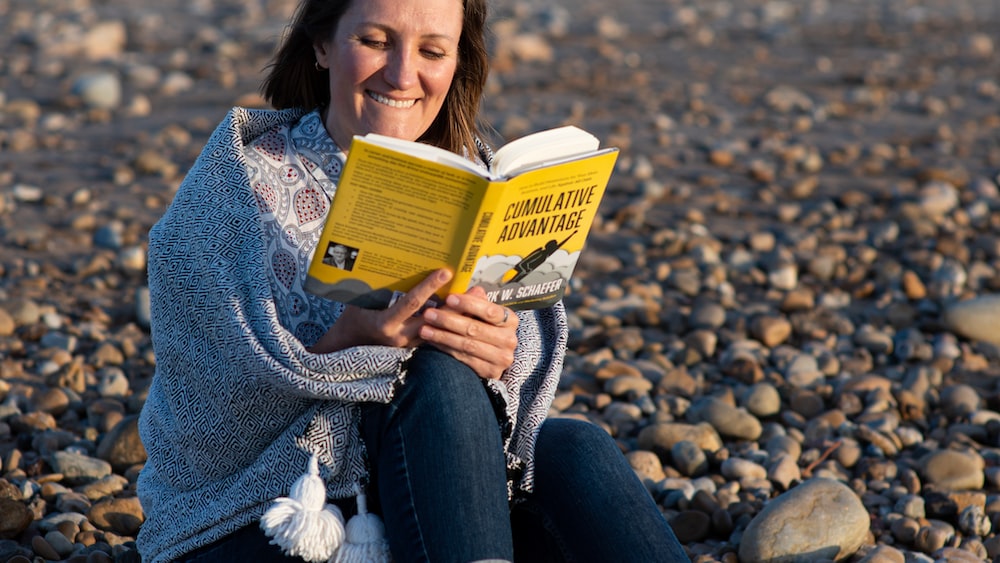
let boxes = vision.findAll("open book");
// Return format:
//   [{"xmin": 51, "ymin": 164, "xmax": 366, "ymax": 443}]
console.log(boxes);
[{"xmin": 304, "ymin": 125, "xmax": 619, "ymax": 310}]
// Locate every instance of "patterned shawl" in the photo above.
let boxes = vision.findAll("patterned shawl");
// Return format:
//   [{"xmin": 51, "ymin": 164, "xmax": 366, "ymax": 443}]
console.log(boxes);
[{"xmin": 136, "ymin": 107, "xmax": 567, "ymax": 563}]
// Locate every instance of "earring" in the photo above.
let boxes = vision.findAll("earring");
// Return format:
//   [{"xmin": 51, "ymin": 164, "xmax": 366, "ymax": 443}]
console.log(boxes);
[{"xmin": 315, "ymin": 61, "xmax": 324, "ymax": 72}]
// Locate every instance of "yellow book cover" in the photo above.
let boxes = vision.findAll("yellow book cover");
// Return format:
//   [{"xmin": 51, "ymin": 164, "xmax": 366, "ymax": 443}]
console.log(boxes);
[{"xmin": 304, "ymin": 126, "xmax": 619, "ymax": 310}]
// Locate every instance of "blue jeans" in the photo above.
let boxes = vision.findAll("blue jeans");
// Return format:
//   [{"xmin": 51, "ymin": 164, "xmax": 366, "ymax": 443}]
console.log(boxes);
[
  {"xmin": 177, "ymin": 347, "xmax": 689, "ymax": 563},
  {"xmin": 361, "ymin": 347, "xmax": 689, "ymax": 563}
]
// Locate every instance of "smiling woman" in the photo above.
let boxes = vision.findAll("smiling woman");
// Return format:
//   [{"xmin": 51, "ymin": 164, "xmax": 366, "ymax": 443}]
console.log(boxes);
[
  {"xmin": 262, "ymin": 0, "xmax": 488, "ymax": 157},
  {"xmin": 135, "ymin": 0, "xmax": 689, "ymax": 562},
  {"xmin": 311, "ymin": 0, "xmax": 463, "ymax": 150}
]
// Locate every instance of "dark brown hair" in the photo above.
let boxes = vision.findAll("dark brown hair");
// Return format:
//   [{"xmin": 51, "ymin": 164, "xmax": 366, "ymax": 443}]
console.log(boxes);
[{"xmin": 261, "ymin": 0, "xmax": 490, "ymax": 157}]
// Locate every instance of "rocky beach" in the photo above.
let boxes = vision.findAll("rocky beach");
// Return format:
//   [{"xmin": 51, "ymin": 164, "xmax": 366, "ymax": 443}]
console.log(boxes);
[{"xmin": 2, "ymin": 0, "xmax": 1000, "ymax": 561}]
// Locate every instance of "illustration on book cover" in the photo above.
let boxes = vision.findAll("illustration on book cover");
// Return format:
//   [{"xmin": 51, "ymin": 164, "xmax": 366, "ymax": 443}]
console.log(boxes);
[{"xmin": 470, "ymin": 230, "xmax": 579, "ymax": 309}]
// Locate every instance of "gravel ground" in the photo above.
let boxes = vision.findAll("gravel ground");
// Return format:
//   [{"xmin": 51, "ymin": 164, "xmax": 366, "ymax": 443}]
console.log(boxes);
[{"xmin": 3, "ymin": 0, "xmax": 1000, "ymax": 561}]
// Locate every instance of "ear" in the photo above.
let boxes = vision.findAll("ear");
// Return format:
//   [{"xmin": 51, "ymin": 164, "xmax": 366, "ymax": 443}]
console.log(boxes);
[{"xmin": 313, "ymin": 40, "xmax": 330, "ymax": 70}]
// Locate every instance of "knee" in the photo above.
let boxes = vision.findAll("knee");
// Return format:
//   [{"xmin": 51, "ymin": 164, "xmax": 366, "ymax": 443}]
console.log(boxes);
[
  {"xmin": 403, "ymin": 347, "xmax": 483, "ymax": 399},
  {"xmin": 536, "ymin": 418, "xmax": 621, "ymax": 468},
  {"xmin": 396, "ymin": 347, "xmax": 497, "ymax": 427}
]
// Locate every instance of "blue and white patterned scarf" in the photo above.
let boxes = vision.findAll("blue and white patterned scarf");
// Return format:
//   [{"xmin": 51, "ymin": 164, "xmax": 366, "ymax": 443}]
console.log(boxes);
[{"xmin": 136, "ymin": 107, "xmax": 567, "ymax": 563}]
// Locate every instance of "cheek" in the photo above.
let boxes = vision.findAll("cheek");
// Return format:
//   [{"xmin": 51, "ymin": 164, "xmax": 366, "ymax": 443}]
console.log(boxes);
[
  {"xmin": 337, "ymin": 50, "xmax": 381, "ymax": 89},
  {"xmin": 426, "ymin": 64, "xmax": 459, "ymax": 97}
]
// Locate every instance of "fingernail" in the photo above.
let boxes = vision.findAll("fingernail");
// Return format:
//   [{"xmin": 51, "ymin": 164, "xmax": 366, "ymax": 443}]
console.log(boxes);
[
  {"xmin": 438, "ymin": 269, "xmax": 452, "ymax": 282},
  {"xmin": 446, "ymin": 295, "xmax": 460, "ymax": 307},
  {"xmin": 425, "ymin": 309, "xmax": 438, "ymax": 321}
]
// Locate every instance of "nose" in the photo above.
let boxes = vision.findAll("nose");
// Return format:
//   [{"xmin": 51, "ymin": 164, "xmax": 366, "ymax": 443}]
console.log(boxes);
[{"xmin": 384, "ymin": 48, "xmax": 419, "ymax": 91}]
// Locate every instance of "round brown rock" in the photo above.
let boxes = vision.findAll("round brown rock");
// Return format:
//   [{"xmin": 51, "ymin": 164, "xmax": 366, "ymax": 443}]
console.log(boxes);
[
  {"xmin": 636, "ymin": 422, "xmax": 723, "ymax": 459},
  {"xmin": 88, "ymin": 496, "xmax": 145, "ymax": 536},
  {"xmin": 738, "ymin": 478, "xmax": 870, "ymax": 562},
  {"xmin": 96, "ymin": 415, "xmax": 147, "ymax": 472},
  {"xmin": 31, "ymin": 535, "xmax": 60, "ymax": 560},
  {"xmin": 670, "ymin": 510, "xmax": 711, "ymax": 543},
  {"xmin": 921, "ymin": 449, "xmax": 985, "ymax": 490},
  {"xmin": 0, "ymin": 498, "xmax": 33, "ymax": 539}
]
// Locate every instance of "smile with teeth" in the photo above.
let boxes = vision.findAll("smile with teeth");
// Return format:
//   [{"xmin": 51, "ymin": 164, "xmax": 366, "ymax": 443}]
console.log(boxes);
[{"xmin": 367, "ymin": 91, "xmax": 417, "ymax": 108}]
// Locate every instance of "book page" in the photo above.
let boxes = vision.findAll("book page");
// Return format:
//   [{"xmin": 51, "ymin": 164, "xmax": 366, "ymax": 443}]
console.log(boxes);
[
  {"xmin": 361, "ymin": 133, "xmax": 488, "ymax": 177},
  {"xmin": 491, "ymin": 126, "xmax": 600, "ymax": 178}
]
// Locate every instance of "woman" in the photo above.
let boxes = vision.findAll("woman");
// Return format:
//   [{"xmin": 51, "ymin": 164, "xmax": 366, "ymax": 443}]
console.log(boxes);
[{"xmin": 136, "ymin": 0, "xmax": 689, "ymax": 561}]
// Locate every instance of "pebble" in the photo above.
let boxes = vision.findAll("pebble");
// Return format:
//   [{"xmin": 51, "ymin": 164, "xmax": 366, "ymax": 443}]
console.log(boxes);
[
  {"xmin": 96, "ymin": 367, "xmax": 131, "ymax": 397},
  {"xmin": 82, "ymin": 21, "xmax": 128, "ymax": 61},
  {"xmin": 93, "ymin": 221, "xmax": 125, "ymax": 250},
  {"xmin": 750, "ymin": 315, "xmax": 792, "ymax": 347},
  {"xmin": 768, "ymin": 263, "xmax": 799, "ymax": 291},
  {"xmin": 688, "ymin": 301, "xmax": 727, "ymax": 330},
  {"xmin": 742, "ymin": 383, "xmax": 781, "ymax": 418},
  {"xmin": 943, "ymin": 295, "xmax": 1000, "ymax": 346},
  {"xmin": 765, "ymin": 434, "xmax": 801, "ymax": 461},
  {"xmin": 933, "ymin": 547, "xmax": 985, "ymax": 563},
  {"xmin": 671, "ymin": 440, "xmax": 708, "ymax": 477},
  {"xmin": 670, "ymin": 510, "xmax": 711, "ymax": 543},
  {"xmin": 2, "ymin": 1, "xmax": 1000, "ymax": 562},
  {"xmin": 31, "ymin": 535, "xmax": 60, "ymax": 560},
  {"xmin": 782, "ymin": 353, "xmax": 824, "ymax": 389},
  {"xmin": 720, "ymin": 458, "xmax": 767, "ymax": 481},
  {"xmin": 918, "ymin": 181, "xmax": 959, "ymax": 217},
  {"xmin": 135, "ymin": 286, "xmax": 152, "ymax": 328},
  {"xmin": 604, "ymin": 374, "xmax": 653, "ymax": 397},
  {"xmin": 88, "ymin": 496, "xmax": 145, "ymax": 536},
  {"xmin": 687, "ymin": 397, "xmax": 762, "ymax": 441},
  {"xmin": 767, "ymin": 454, "xmax": 801, "ymax": 490},
  {"xmin": 940, "ymin": 384, "xmax": 981, "ymax": 418},
  {"xmin": 958, "ymin": 505, "xmax": 991, "ymax": 537},
  {"xmin": 739, "ymin": 478, "xmax": 871, "ymax": 562},
  {"xmin": 636, "ymin": 423, "xmax": 724, "ymax": 457},
  {"xmin": 44, "ymin": 530, "xmax": 74, "ymax": 558},
  {"xmin": 920, "ymin": 449, "xmax": 985, "ymax": 490},
  {"xmin": 914, "ymin": 520, "xmax": 955, "ymax": 553},
  {"xmin": 4, "ymin": 299, "xmax": 41, "ymax": 325},
  {"xmin": 48, "ymin": 452, "xmax": 113, "ymax": 486},
  {"xmin": 72, "ymin": 72, "xmax": 123, "ymax": 110},
  {"xmin": 858, "ymin": 545, "xmax": 905, "ymax": 563},
  {"xmin": 0, "ymin": 308, "xmax": 14, "ymax": 336},
  {"xmin": 626, "ymin": 450, "xmax": 665, "ymax": 484},
  {"xmin": 0, "ymin": 498, "xmax": 34, "ymax": 538}
]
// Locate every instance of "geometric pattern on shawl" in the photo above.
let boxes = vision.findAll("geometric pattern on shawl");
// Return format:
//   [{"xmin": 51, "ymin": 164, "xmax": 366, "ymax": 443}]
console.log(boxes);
[{"xmin": 136, "ymin": 107, "xmax": 567, "ymax": 563}]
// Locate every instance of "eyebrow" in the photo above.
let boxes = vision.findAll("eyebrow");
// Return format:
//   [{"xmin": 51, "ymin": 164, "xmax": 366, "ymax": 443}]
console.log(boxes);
[{"xmin": 358, "ymin": 22, "xmax": 457, "ymax": 42}]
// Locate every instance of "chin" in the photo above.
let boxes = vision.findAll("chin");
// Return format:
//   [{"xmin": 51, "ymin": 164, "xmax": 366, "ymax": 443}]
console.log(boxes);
[{"xmin": 369, "ymin": 125, "xmax": 424, "ymax": 142}]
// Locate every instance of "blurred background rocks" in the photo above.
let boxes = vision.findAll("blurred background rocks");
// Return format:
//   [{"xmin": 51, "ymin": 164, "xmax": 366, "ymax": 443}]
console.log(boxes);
[{"xmin": 2, "ymin": 0, "xmax": 1000, "ymax": 561}]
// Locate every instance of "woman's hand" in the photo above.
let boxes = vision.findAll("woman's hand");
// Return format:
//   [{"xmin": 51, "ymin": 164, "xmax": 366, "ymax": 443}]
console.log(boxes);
[
  {"xmin": 308, "ymin": 269, "xmax": 453, "ymax": 353},
  {"xmin": 309, "ymin": 269, "xmax": 518, "ymax": 380},
  {"xmin": 419, "ymin": 286, "xmax": 518, "ymax": 380}
]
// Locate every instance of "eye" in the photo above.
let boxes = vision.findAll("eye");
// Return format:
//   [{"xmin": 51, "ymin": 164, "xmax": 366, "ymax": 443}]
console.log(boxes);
[
  {"xmin": 421, "ymin": 49, "xmax": 447, "ymax": 60},
  {"xmin": 359, "ymin": 37, "xmax": 389, "ymax": 49}
]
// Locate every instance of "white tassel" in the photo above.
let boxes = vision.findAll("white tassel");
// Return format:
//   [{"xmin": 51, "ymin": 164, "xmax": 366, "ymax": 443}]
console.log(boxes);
[
  {"xmin": 331, "ymin": 485, "xmax": 392, "ymax": 563},
  {"xmin": 261, "ymin": 455, "xmax": 346, "ymax": 563}
]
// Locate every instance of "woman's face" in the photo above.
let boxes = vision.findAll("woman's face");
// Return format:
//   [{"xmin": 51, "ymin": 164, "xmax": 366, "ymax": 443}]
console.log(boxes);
[{"xmin": 314, "ymin": 0, "xmax": 464, "ymax": 150}]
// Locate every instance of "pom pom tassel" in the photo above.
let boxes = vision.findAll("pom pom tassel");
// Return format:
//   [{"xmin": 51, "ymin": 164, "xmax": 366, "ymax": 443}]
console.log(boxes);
[
  {"xmin": 332, "ymin": 485, "xmax": 391, "ymax": 563},
  {"xmin": 261, "ymin": 455, "xmax": 346, "ymax": 563}
]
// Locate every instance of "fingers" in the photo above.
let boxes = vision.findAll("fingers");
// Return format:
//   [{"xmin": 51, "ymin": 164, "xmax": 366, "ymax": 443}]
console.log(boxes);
[
  {"xmin": 420, "ymin": 327, "xmax": 515, "ymax": 379},
  {"xmin": 446, "ymin": 289, "xmax": 517, "ymax": 329},
  {"xmin": 383, "ymin": 269, "xmax": 452, "ymax": 324},
  {"xmin": 420, "ymin": 292, "xmax": 518, "ymax": 380}
]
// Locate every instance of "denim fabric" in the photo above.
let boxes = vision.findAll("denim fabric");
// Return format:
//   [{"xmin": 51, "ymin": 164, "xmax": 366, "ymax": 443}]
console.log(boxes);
[
  {"xmin": 174, "ymin": 522, "xmax": 304, "ymax": 562},
  {"xmin": 514, "ymin": 418, "xmax": 690, "ymax": 562},
  {"xmin": 362, "ymin": 347, "xmax": 690, "ymax": 563},
  {"xmin": 176, "ymin": 347, "xmax": 689, "ymax": 563},
  {"xmin": 361, "ymin": 347, "xmax": 515, "ymax": 563}
]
